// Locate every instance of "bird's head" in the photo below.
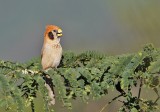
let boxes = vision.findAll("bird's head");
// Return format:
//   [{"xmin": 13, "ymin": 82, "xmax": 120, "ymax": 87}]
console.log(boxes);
[{"xmin": 44, "ymin": 25, "xmax": 63, "ymax": 44}]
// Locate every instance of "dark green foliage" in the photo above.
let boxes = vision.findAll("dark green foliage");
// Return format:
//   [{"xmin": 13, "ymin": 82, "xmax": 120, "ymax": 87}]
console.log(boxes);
[{"xmin": 0, "ymin": 44, "xmax": 160, "ymax": 112}]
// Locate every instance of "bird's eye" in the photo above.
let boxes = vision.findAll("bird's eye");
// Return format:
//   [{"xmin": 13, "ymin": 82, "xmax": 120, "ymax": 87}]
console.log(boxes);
[
  {"xmin": 48, "ymin": 32, "xmax": 54, "ymax": 40},
  {"xmin": 53, "ymin": 30, "xmax": 57, "ymax": 33}
]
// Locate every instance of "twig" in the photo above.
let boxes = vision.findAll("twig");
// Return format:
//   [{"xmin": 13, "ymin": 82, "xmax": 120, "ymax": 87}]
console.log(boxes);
[
  {"xmin": 154, "ymin": 95, "xmax": 160, "ymax": 104},
  {"xmin": 99, "ymin": 94, "xmax": 123, "ymax": 112}
]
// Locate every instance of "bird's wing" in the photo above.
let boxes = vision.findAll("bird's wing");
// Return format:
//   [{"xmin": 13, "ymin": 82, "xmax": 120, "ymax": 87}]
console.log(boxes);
[{"xmin": 41, "ymin": 47, "xmax": 54, "ymax": 70}]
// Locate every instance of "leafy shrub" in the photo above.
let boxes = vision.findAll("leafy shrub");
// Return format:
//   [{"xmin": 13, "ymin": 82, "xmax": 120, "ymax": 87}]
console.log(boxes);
[{"xmin": 0, "ymin": 44, "xmax": 159, "ymax": 112}]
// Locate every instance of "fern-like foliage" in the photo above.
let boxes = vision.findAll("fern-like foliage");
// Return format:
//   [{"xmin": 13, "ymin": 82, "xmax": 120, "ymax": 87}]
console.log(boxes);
[{"xmin": 0, "ymin": 44, "xmax": 160, "ymax": 112}]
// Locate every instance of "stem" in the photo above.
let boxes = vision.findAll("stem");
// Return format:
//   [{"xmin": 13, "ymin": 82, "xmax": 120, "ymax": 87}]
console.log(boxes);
[
  {"xmin": 138, "ymin": 78, "xmax": 143, "ymax": 99},
  {"xmin": 31, "ymin": 100, "xmax": 35, "ymax": 112}
]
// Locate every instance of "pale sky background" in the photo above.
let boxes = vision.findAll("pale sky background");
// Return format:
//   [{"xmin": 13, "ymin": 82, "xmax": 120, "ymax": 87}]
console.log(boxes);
[{"xmin": 0, "ymin": 0, "xmax": 160, "ymax": 62}]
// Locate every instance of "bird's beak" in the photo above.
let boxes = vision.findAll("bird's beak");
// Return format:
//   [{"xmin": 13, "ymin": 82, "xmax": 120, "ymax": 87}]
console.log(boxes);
[{"xmin": 57, "ymin": 29, "xmax": 63, "ymax": 37}]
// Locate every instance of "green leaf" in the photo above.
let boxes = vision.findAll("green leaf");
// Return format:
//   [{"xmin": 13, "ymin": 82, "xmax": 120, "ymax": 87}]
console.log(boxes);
[{"xmin": 131, "ymin": 107, "xmax": 138, "ymax": 112}]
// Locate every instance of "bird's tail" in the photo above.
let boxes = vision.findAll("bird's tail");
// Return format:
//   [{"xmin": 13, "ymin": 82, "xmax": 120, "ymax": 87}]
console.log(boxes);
[{"xmin": 43, "ymin": 74, "xmax": 55, "ymax": 106}]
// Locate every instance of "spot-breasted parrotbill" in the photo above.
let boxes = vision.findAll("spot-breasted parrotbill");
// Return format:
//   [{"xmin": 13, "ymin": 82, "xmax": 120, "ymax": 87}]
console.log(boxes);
[{"xmin": 41, "ymin": 25, "xmax": 63, "ymax": 70}]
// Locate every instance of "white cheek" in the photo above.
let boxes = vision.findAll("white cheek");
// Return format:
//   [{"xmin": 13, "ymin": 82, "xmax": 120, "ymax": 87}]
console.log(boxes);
[{"xmin": 58, "ymin": 38, "xmax": 60, "ymax": 42}]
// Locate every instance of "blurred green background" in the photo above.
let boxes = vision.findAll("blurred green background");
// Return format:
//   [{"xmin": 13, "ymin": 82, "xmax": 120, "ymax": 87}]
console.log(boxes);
[{"xmin": 0, "ymin": 0, "xmax": 160, "ymax": 112}]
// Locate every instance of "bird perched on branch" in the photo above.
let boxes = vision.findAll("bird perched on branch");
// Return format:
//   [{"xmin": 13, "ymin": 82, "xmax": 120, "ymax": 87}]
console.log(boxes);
[
  {"xmin": 41, "ymin": 25, "xmax": 63, "ymax": 105},
  {"xmin": 41, "ymin": 25, "xmax": 63, "ymax": 70}
]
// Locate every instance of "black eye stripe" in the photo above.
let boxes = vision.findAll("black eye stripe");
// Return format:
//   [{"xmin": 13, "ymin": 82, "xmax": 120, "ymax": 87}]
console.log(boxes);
[{"xmin": 48, "ymin": 32, "xmax": 54, "ymax": 40}]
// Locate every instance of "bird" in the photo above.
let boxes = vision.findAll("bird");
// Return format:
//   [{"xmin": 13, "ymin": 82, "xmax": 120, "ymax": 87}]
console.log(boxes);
[
  {"xmin": 41, "ymin": 25, "xmax": 63, "ymax": 70},
  {"xmin": 41, "ymin": 25, "xmax": 63, "ymax": 106}
]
